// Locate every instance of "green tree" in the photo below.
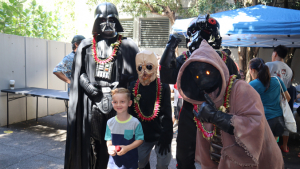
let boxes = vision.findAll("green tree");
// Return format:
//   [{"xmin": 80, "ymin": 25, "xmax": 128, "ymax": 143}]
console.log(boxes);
[
  {"xmin": 86, "ymin": 0, "xmax": 234, "ymax": 25},
  {"xmin": 51, "ymin": 0, "xmax": 76, "ymax": 42},
  {"xmin": 0, "ymin": 0, "xmax": 62, "ymax": 40}
]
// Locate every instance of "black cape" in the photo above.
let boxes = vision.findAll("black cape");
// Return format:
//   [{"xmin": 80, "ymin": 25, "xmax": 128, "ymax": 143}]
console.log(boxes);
[{"xmin": 65, "ymin": 36, "xmax": 139, "ymax": 169}]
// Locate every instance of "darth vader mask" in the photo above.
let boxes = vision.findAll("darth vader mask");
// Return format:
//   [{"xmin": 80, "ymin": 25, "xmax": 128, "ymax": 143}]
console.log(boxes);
[
  {"xmin": 180, "ymin": 62, "xmax": 222, "ymax": 101},
  {"xmin": 92, "ymin": 2, "xmax": 123, "ymax": 38},
  {"xmin": 98, "ymin": 18, "xmax": 117, "ymax": 38},
  {"xmin": 136, "ymin": 50, "xmax": 158, "ymax": 86}
]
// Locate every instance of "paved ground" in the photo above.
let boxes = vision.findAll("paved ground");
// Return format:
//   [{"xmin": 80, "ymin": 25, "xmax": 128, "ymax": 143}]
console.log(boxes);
[
  {"xmin": 0, "ymin": 112, "xmax": 201, "ymax": 169},
  {"xmin": 1, "ymin": 112, "xmax": 299, "ymax": 169}
]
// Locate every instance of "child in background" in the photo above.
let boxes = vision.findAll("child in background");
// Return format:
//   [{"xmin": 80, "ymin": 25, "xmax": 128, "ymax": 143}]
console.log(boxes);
[{"xmin": 105, "ymin": 88, "xmax": 144, "ymax": 169}]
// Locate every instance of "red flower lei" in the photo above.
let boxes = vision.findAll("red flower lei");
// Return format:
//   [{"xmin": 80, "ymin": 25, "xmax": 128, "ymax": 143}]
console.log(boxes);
[
  {"xmin": 133, "ymin": 78, "xmax": 162, "ymax": 121},
  {"xmin": 193, "ymin": 107, "xmax": 217, "ymax": 140},
  {"xmin": 182, "ymin": 51, "xmax": 189, "ymax": 61},
  {"xmin": 92, "ymin": 34, "xmax": 122, "ymax": 64},
  {"xmin": 223, "ymin": 75, "xmax": 237, "ymax": 109},
  {"xmin": 221, "ymin": 51, "xmax": 228, "ymax": 63},
  {"xmin": 194, "ymin": 74, "xmax": 237, "ymax": 139}
]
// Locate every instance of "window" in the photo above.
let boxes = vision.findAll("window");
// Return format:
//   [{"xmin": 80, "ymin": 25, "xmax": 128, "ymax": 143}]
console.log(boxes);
[
  {"xmin": 120, "ymin": 20, "xmax": 134, "ymax": 39},
  {"xmin": 140, "ymin": 18, "xmax": 170, "ymax": 48}
]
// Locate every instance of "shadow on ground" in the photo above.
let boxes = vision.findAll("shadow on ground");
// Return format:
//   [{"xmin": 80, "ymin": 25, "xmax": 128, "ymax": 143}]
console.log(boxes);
[
  {"xmin": 3, "ymin": 111, "xmax": 297, "ymax": 169},
  {"xmin": 0, "ymin": 112, "xmax": 201, "ymax": 169}
]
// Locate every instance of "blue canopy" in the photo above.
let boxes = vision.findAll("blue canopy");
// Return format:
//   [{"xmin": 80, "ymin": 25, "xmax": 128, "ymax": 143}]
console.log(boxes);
[{"xmin": 172, "ymin": 5, "xmax": 300, "ymax": 47}]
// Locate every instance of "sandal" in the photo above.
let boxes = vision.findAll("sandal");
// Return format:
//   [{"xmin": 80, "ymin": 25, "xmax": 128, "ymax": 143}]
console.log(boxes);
[{"xmin": 280, "ymin": 145, "xmax": 289, "ymax": 153}]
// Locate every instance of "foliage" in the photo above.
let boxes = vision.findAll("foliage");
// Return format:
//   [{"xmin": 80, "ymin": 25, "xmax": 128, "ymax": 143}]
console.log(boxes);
[
  {"xmin": 194, "ymin": 0, "xmax": 235, "ymax": 16},
  {"xmin": 86, "ymin": 0, "xmax": 234, "ymax": 24},
  {"xmin": 50, "ymin": 0, "xmax": 76, "ymax": 42},
  {"xmin": 291, "ymin": 1, "xmax": 300, "ymax": 10},
  {"xmin": 0, "ymin": 0, "xmax": 62, "ymax": 40}
]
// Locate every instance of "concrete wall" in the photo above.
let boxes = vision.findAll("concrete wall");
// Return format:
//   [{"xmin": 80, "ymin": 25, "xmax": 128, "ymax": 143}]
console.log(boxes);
[
  {"xmin": 0, "ymin": 34, "xmax": 26, "ymax": 126},
  {"xmin": 0, "ymin": 33, "xmax": 71, "ymax": 126},
  {"xmin": 47, "ymin": 41, "xmax": 67, "ymax": 115},
  {"xmin": 25, "ymin": 37, "xmax": 48, "ymax": 119}
]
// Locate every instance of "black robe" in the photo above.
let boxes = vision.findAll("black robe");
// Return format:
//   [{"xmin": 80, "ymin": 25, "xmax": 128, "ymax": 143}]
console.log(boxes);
[
  {"xmin": 128, "ymin": 80, "xmax": 173, "ymax": 144},
  {"xmin": 159, "ymin": 50, "xmax": 240, "ymax": 169},
  {"xmin": 65, "ymin": 36, "xmax": 139, "ymax": 169}
]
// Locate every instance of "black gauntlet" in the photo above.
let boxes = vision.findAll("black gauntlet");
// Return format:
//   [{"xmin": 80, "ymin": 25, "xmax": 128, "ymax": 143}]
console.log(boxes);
[
  {"xmin": 79, "ymin": 73, "xmax": 102, "ymax": 101},
  {"xmin": 157, "ymin": 139, "xmax": 171, "ymax": 156},
  {"xmin": 193, "ymin": 94, "xmax": 234, "ymax": 135},
  {"xmin": 160, "ymin": 34, "xmax": 181, "ymax": 68}
]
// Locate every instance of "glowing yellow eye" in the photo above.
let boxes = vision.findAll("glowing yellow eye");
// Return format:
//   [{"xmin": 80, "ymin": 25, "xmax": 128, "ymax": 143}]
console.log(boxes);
[
  {"xmin": 196, "ymin": 76, "xmax": 199, "ymax": 79},
  {"xmin": 206, "ymin": 71, "xmax": 210, "ymax": 75}
]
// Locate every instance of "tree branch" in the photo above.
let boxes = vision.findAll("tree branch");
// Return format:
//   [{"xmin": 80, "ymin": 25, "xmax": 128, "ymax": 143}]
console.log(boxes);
[
  {"xmin": 174, "ymin": 0, "xmax": 182, "ymax": 13},
  {"xmin": 144, "ymin": 2, "xmax": 165, "ymax": 16},
  {"xmin": 272, "ymin": 0, "xmax": 277, "ymax": 6}
]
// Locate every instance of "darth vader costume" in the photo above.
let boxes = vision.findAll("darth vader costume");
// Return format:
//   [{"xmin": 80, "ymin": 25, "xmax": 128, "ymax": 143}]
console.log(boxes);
[
  {"xmin": 159, "ymin": 14, "xmax": 239, "ymax": 169},
  {"xmin": 128, "ymin": 50, "xmax": 173, "ymax": 169},
  {"xmin": 65, "ymin": 2, "xmax": 139, "ymax": 169},
  {"xmin": 177, "ymin": 40, "xmax": 284, "ymax": 169}
]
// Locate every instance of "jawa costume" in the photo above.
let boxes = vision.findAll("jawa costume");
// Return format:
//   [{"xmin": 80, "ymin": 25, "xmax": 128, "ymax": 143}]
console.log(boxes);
[
  {"xmin": 128, "ymin": 50, "xmax": 173, "ymax": 169},
  {"xmin": 177, "ymin": 40, "xmax": 284, "ymax": 169},
  {"xmin": 65, "ymin": 2, "xmax": 139, "ymax": 169},
  {"xmin": 159, "ymin": 14, "xmax": 239, "ymax": 169}
]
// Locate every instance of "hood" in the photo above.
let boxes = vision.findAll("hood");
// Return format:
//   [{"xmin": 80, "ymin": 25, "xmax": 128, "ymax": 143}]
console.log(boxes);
[{"xmin": 177, "ymin": 40, "xmax": 229, "ymax": 107}]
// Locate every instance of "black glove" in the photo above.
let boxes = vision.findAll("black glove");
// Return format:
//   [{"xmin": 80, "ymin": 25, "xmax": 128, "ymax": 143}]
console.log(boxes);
[
  {"xmin": 157, "ymin": 141, "xmax": 170, "ymax": 156},
  {"xmin": 193, "ymin": 93, "xmax": 234, "ymax": 135},
  {"xmin": 159, "ymin": 34, "xmax": 181, "ymax": 68},
  {"xmin": 79, "ymin": 73, "xmax": 102, "ymax": 101}
]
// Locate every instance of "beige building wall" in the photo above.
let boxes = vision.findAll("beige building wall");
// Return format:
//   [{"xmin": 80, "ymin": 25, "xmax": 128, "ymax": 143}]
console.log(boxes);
[{"xmin": 0, "ymin": 33, "xmax": 70, "ymax": 127}]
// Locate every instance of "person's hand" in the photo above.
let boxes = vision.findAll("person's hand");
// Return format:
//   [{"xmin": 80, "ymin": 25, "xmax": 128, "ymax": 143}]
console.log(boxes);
[
  {"xmin": 108, "ymin": 145, "xmax": 117, "ymax": 156},
  {"xmin": 193, "ymin": 93, "xmax": 218, "ymax": 123},
  {"xmin": 157, "ymin": 141, "xmax": 170, "ymax": 156},
  {"xmin": 167, "ymin": 34, "xmax": 182, "ymax": 49},
  {"xmin": 116, "ymin": 145, "xmax": 129, "ymax": 156},
  {"xmin": 79, "ymin": 73, "xmax": 103, "ymax": 101}
]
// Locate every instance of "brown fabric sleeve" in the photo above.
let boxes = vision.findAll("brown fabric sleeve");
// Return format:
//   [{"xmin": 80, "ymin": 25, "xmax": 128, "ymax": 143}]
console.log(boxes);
[{"xmin": 221, "ymin": 80, "xmax": 265, "ymax": 167}]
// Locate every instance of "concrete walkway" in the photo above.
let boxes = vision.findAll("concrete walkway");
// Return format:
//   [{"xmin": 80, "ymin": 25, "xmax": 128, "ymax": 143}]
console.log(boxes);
[
  {"xmin": 1, "ymin": 111, "xmax": 300, "ymax": 169},
  {"xmin": 0, "ymin": 112, "xmax": 201, "ymax": 169}
]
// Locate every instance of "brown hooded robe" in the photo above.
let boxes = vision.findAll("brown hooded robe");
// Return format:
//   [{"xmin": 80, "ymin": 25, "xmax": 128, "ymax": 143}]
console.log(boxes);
[{"xmin": 177, "ymin": 40, "xmax": 284, "ymax": 169}]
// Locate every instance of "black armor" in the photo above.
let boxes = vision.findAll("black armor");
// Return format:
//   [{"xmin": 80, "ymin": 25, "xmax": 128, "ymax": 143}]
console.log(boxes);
[{"xmin": 187, "ymin": 14, "xmax": 222, "ymax": 53}]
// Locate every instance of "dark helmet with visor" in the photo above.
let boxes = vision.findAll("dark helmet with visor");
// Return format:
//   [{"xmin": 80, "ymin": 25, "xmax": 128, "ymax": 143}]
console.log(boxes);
[
  {"xmin": 187, "ymin": 14, "xmax": 222, "ymax": 53},
  {"xmin": 92, "ymin": 2, "xmax": 124, "ymax": 35}
]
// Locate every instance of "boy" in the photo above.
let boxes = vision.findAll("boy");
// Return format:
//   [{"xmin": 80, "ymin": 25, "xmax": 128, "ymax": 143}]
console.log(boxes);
[{"xmin": 105, "ymin": 88, "xmax": 144, "ymax": 169}]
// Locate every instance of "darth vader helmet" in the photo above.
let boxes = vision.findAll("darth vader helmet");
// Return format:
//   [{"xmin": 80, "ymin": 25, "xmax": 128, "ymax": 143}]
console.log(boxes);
[
  {"xmin": 187, "ymin": 14, "xmax": 222, "ymax": 53},
  {"xmin": 92, "ymin": 2, "xmax": 124, "ymax": 37}
]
